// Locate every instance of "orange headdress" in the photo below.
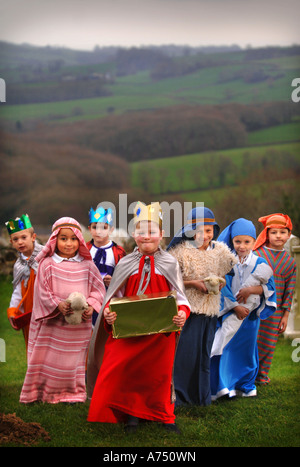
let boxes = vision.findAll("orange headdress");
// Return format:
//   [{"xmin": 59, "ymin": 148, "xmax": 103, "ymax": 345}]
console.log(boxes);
[{"xmin": 253, "ymin": 213, "xmax": 292, "ymax": 250}]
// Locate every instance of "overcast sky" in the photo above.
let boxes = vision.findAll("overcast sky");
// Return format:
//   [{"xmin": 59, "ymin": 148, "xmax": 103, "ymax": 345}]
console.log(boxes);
[{"xmin": 0, "ymin": 0, "xmax": 299, "ymax": 50}]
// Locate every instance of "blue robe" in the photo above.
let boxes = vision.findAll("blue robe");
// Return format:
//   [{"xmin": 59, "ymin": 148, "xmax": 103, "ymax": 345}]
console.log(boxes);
[{"xmin": 210, "ymin": 254, "xmax": 276, "ymax": 400}]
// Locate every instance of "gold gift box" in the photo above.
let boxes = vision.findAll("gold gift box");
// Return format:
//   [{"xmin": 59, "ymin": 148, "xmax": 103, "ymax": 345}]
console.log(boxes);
[{"xmin": 110, "ymin": 291, "xmax": 180, "ymax": 339}]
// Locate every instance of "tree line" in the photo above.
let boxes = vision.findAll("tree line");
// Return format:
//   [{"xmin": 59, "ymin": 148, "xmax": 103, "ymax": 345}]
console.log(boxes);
[
  {"xmin": 1, "ymin": 96, "xmax": 299, "ymax": 234},
  {"xmin": 6, "ymin": 79, "xmax": 112, "ymax": 105},
  {"xmin": 31, "ymin": 101, "xmax": 300, "ymax": 162},
  {"xmin": 135, "ymin": 148, "xmax": 300, "ymax": 195}
]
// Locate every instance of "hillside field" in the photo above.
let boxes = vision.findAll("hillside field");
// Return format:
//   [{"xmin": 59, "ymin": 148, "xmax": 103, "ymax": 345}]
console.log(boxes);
[
  {"xmin": 130, "ymin": 133, "xmax": 300, "ymax": 233},
  {"xmin": 0, "ymin": 43, "xmax": 299, "ymax": 232},
  {"xmin": 130, "ymin": 141, "xmax": 300, "ymax": 196},
  {"xmin": 1, "ymin": 50, "xmax": 299, "ymax": 126}
]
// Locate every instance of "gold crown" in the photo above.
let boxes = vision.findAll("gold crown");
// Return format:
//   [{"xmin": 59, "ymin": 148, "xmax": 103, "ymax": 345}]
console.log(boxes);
[{"xmin": 133, "ymin": 202, "xmax": 163, "ymax": 227}]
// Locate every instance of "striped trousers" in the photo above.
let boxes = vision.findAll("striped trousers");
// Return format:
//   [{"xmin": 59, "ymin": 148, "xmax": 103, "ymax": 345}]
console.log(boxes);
[{"xmin": 256, "ymin": 309, "xmax": 282, "ymax": 384}]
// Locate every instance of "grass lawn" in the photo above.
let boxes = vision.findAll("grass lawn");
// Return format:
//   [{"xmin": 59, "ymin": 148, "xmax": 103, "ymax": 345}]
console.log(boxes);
[{"xmin": 0, "ymin": 275, "xmax": 299, "ymax": 447}]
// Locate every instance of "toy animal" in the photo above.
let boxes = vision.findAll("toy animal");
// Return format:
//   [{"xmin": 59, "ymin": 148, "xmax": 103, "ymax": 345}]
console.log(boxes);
[
  {"xmin": 65, "ymin": 292, "xmax": 89, "ymax": 325},
  {"xmin": 204, "ymin": 274, "xmax": 226, "ymax": 295}
]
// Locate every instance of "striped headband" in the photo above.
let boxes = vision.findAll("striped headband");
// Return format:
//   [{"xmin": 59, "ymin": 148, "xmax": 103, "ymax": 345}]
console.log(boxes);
[
  {"xmin": 52, "ymin": 223, "xmax": 82, "ymax": 232},
  {"xmin": 254, "ymin": 213, "xmax": 292, "ymax": 250},
  {"xmin": 187, "ymin": 218, "xmax": 216, "ymax": 224},
  {"xmin": 266, "ymin": 216, "xmax": 289, "ymax": 227}
]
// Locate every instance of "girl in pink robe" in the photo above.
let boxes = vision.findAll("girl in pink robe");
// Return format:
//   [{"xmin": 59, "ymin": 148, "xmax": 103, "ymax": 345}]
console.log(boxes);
[{"xmin": 20, "ymin": 217, "xmax": 105, "ymax": 404}]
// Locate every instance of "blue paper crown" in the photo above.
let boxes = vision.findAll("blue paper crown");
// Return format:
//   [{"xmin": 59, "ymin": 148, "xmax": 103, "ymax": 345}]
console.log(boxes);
[{"xmin": 89, "ymin": 207, "xmax": 114, "ymax": 226}]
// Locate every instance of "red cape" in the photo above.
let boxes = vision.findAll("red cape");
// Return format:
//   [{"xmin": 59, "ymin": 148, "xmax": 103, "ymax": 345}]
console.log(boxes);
[{"xmin": 87, "ymin": 251, "xmax": 190, "ymax": 424}]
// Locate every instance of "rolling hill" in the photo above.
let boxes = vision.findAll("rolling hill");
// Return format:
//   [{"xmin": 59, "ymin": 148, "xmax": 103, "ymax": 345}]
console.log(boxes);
[
  {"xmin": 0, "ymin": 43, "xmax": 299, "ymax": 126},
  {"xmin": 0, "ymin": 42, "xmax": 299, "ymax": 235}
]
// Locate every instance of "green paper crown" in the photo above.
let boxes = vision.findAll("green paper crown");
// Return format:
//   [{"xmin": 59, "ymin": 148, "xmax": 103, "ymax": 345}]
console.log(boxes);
[{"xmin": 5, "ymin": 214, "xmax": 32, "ymax": 235}]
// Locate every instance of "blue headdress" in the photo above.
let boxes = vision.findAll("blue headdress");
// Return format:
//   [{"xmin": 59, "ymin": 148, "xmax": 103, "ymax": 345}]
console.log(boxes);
[
  {"xmin": 89, "ymin": 206, "xmax": 114, "ymax": 226},
  {"xmin": 218, "ymin": 218, "xmax": 256, "ymax": 252},
  {"xmin": 167, "ymin": 206, "xmax": 220, "ymax": 250}
]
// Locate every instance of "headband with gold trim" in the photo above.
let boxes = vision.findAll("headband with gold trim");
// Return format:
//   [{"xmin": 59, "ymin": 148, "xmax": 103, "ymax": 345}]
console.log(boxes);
[
  {"xmin": 266, "ymin": 217, "xmax": 288, "ymax": 227},
  {"xmin": 187, "ymin": 217, "xmax": 216, "ymax": 224},
  {"xmin": 52, "ymin": 223, "xmax": 82, "ymax": 232}
]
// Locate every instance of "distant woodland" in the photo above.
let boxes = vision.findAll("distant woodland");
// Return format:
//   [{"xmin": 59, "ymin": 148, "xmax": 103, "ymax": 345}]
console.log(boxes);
[
  {"xmin": 30, "ymin": 101, "xmax": 300, "ymax": 161},
  {"xmin": 0, "ymin": 42, "xmax": 299, "ymax": 234},
  {"xmin": 1, "ymin": 100, "xmax": 299, "ymax": 230},
  {"xmin": 0, "ymin": 131, "xmax": 134, "ymax": 227},
  {"xmin": 2, "ymin": 43, "xmax": 300, "ymax": 104}
]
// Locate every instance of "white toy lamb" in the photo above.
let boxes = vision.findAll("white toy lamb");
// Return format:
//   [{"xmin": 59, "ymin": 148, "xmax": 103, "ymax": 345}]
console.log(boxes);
[
  {"xmin": 204, "ymin": 274, "xmax": 226, "ymax": 295},
  {"xmin": 65, "ymin": 292, "xmax": 89, "ymax": 325}
]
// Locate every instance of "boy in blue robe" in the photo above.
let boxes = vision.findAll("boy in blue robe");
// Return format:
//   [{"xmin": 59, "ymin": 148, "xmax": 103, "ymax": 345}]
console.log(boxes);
[{"xmin": 210, "ymin": 218, "xmax": 276, "ymax": 400}]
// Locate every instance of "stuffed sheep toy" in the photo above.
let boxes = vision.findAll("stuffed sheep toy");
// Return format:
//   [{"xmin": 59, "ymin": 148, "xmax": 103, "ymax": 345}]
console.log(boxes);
[
  {"xmin": 204, "ymin": 274, "xmax": 226, "ymax": 295},
  {"xmin": 65, "ymin": 292, "xmax": 89, "ymax": 325}
]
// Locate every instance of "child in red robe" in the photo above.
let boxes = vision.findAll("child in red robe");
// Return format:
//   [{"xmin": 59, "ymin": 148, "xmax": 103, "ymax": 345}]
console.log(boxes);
[{"xmin": 87, "ymin": 202, "xmax": 190, "ymax": 433}]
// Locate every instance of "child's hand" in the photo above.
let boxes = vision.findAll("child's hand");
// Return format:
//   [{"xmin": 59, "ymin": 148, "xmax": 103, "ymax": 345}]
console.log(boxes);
[
  {"xmin": 236, "ymin": 287, "xmax": 252, "ymax": 304},
  {"xmin": 8, "ymin": 317, "xmax": 19, "ymax": 330},
  {"xmin": 104, "ymin": 307, "xmax": 117, "ymax": 325},
  {"xmin": 103, "ymin": 275, "xmax": 112, "ymax": 288},
  {"xmin": 234, "ymin": 305, "xmax": 249, "ymax": 320},
  {"xmin": 82, "ymin": 305, "xmax": 93, "ymax": 321},
  {"xmin": 58, "ymin": 301, "xmax": 72, "ymax": 316},
  {"xmin": 278, "ymin": 312, "xmax": 289, "ymax": 334},
  {"xmin": 173, "ymin": 310, "xmax": 186, "ymax": 328},
  {"xmin": 192, "ymin": 280, "xmax": 208, "ymax": 294},
  {"xmin": 237, "ymin": 286, "xmax": 263, "ymax": 303}
]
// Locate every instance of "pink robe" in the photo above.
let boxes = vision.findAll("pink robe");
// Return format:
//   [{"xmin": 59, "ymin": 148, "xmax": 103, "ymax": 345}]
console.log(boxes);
[{"xmin": 20, "ymin": 256, "xmax": 105, "ymax": 404}]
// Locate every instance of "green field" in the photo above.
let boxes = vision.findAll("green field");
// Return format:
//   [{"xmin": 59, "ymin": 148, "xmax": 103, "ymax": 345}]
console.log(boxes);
[
  {"xmin": 130, "ymin": 141, "xmax": 300, "ymax": 196},
  {"xmin": 1, "ymin": 275, "xmax": 299, "ymax": 448},
  {"xmin": 1, "ymin": 44, "xmax": 299, "ymax": 234},
  {"xmin": 0, "ymin": 93, "xmax": 177, "ymax": 125},
  {"xmin": 179, "ymin": 178, "xmax": 299, "ymax": 213},
  {"xmin": 1, "ymin": 52, "xmax": 299, "ymax": 125},
  {"xmin": 247, "ymin": 120, "xmax": 300, "ymax": 145}
]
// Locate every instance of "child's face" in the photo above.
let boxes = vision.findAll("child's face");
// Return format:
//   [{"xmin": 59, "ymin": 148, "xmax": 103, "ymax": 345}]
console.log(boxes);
[
  {"xmin": 194, "ymin": 225, "xmax": 214, "ymax": 250},
  {"xmin": 133, "ymin": 221, "xmax": 163, "ymax": 255},
  {"xmin": 88, "ymin": 222, "xmax": 112, "ymax": 247},
  {"xmin": 267, "ymin": 228, "xmax": 291, "ymax": 250},
  {"xmin": 10, "ymin": 229, "xmax": 36, "ymax": 257},
  {"xmin": 56, "ymin": 228, "xmax": 79, "ymax": 258},
  {"xmin": 232, "ymin": 235, "xmax": 255, "ymax": 258}
]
